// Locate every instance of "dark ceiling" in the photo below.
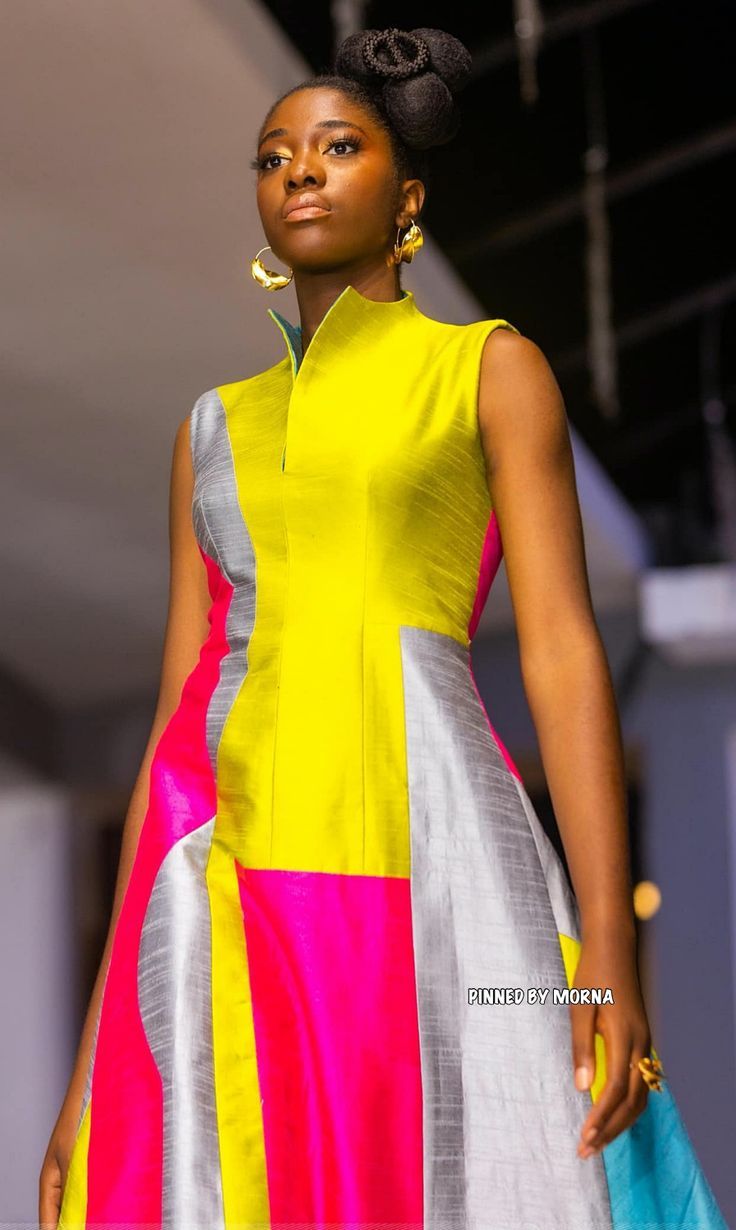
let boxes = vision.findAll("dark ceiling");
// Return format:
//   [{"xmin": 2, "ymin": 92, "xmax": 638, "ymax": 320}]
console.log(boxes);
[{"xmin": 258, "ymin": 0, "xmax": 735, "ymax": 566}]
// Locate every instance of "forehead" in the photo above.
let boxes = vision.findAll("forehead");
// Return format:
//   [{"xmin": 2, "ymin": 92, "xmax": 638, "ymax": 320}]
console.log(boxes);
[{"xmin": 259, "ymin": 87, "xmax": 386, "ymax": 145}]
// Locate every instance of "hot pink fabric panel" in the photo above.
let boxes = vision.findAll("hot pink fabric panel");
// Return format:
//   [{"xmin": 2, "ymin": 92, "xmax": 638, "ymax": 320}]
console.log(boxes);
[
  {"xmin": 236, "ymin": 865, "xmax": 424, "ymax": 1228},
  {"xmin": 467, "ymin": 511, "xmax": 522, "ymax": 782},
  {"xmin": 86, "ymin": 551, "xmax": 229, "ymax": 1224},
  {"xmin": 468, "ymin": 509, "xmax": 504, "ymax": 642}
]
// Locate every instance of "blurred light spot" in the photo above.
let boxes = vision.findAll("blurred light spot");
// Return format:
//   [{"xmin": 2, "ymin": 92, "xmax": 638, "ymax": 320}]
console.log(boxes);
[{"xmin": 633, "ymin": 880, "xmax": 661, "ymax": 920}]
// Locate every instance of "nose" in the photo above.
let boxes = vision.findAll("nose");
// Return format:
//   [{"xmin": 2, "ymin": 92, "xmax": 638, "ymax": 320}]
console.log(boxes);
[{"xmin": 284, "ymin": 144, "xmax": 326, "ymax": 191}]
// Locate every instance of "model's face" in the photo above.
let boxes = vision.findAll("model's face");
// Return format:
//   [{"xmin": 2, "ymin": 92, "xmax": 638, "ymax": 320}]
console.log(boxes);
[{"xmin": 253, "ymin": 87, "xmax": 422, "ymax": 274}]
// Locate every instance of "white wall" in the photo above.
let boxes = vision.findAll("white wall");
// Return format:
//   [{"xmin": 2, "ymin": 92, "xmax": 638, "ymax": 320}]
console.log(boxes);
[{"xmin": 0, "ymin": 784, "xmax": 78, "ymax": 1225}]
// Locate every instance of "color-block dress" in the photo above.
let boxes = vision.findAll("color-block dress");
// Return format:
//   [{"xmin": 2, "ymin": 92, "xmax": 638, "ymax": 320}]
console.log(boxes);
[{"xmin": 59, "ymin": 285, "xmax": 728, "ymax": 1230}]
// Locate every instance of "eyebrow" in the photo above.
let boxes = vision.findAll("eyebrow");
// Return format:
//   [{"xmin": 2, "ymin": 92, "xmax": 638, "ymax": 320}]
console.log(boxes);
[{"xmin": 257, "ymin": 118, "xmax": 369, "ymax": 148}]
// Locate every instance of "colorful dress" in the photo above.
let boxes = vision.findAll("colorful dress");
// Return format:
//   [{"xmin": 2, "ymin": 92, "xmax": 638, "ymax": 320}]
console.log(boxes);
[{"xmin": 59, "ymin": 285, "xmax": 728, "ymax": 1230}]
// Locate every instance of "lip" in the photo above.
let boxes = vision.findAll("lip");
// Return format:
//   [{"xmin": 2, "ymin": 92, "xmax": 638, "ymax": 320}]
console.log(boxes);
[{"xmin": 282, "ymin": 192, "xmax": 331, "ymax": 221}]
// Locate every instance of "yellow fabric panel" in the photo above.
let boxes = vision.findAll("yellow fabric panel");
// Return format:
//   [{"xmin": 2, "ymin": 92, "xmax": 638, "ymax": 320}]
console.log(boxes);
[
  {"xmin": 214, "ymin": 367, "xmax": 291, "ymax": 874},
  {"xmin": 57, "ymin": 1098, "xmax": 91, "ymax": 1230},
  {"xmin": 207, "ymin": 837, "xmax": 270, "ymax": 1225},
  {"xmin": 215, "ymin": 288, "xmax": 519, "ymax": 877},
  {"xmin": 362, "ymin": 620, "xmax": 415, "ymax": 877}
]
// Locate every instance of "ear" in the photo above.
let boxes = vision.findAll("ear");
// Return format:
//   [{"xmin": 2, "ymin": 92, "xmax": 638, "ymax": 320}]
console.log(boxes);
[{"xmin": 396, "ymin": 178, "xmax": 426, "ymax": 227}]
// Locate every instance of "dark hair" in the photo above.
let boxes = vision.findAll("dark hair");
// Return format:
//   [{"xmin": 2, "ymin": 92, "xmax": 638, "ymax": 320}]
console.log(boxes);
[{"xmin": 259, "ymin": 27, "xmax": 473, "ymax": 213}]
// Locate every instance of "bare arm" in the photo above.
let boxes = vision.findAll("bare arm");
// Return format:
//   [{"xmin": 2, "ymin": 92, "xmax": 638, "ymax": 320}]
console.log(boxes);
[
  {"xmin": 477, "ymin": 328, "xmax": 650, "ymax": 1156},
  {"xmin": 58, "ymin": 411, "xmax": 211, "ymax": 1120},
  {"xmin": 477, "ymin": 329, "xmax": 635, "ymax": 941}
]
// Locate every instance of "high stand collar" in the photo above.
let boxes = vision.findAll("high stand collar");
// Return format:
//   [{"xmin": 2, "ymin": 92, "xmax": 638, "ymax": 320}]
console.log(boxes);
[{"xmin": 267, "ymin": 284, "xmax": 419, "ymax": 379}]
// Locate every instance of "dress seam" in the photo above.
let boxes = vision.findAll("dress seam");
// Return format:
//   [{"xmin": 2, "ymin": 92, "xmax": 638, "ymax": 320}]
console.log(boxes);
[
  {"xmin": 270, "ymin": 404, "xmax": 292, "ymax": 870},
  {"xmin": 361, "ymin": 472, "xmax": 371, "ymax": 875}
]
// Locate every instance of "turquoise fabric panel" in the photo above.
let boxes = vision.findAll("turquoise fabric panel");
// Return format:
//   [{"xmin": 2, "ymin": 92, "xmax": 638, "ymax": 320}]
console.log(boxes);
[
  {"xmin": 268, "ymin": 308, "xmax": 303, "ymax": 375},
  {"xmin": 603, "ymin": 1078, "xmax": 727, "ymax": 1229}
]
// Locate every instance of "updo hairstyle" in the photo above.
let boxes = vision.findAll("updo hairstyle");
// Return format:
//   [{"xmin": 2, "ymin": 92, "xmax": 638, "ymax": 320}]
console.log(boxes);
[{"xmin": 262, "ymin": 27, "xmax": 473, "ymax": 208}]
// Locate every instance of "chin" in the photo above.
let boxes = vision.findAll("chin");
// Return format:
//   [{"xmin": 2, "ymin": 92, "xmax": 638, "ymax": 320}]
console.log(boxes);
[{"xmin": 281, "ymin": 239, "xmax": 360, "ymax": 275}]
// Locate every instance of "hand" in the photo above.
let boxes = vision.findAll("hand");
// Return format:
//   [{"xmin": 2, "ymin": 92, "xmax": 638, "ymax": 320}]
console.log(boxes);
[
  {"xmin": 39, "ymin": 1107, "xmax": 77, "ymax": 1230},
  {"xmin": 569, "ymin": 929, "xmax": 652, "ymax": 1159}
]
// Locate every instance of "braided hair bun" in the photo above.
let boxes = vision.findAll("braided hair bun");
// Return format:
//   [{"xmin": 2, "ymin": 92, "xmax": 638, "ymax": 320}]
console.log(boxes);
[{"xmin": 333, "ymin": 28, "xmax": 472, "ymax": 151}]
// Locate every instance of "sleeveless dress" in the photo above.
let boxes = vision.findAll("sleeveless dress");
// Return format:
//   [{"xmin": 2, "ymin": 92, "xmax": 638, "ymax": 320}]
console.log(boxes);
[{"xmin": 59, "ymin": 285, "xmax": 728, "ymax": 1230}]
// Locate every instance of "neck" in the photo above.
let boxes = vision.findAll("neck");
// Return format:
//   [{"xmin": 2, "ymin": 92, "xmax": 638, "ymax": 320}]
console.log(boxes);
[{"xmin": 293, "ymin": 256, "xmax": 402, "ymax": 353}]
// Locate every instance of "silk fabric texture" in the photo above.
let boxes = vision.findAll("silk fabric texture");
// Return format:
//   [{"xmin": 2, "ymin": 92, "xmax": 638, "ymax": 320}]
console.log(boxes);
[{"xmin": 59, "ymin": 285, "xmax": 727, "ymax": 1230}]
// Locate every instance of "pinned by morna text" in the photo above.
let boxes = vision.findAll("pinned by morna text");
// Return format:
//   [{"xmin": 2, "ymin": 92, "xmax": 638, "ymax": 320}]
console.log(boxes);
[{"xmin": 467, "ymin": 986, "xmax": 615, "ymax": 1005}]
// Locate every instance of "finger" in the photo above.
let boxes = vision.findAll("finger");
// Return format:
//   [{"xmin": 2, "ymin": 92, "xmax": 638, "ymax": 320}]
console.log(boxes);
[
  {"xmin": 577, "ymin": 1022, "xmax": 632, "ymax": 1152},
  {"xmin": 39, "ymin": 1196, "xmax": 61, "ymax": 1230},
  {"xmin": 39, "ymin": 1198, "xmax": 60, "ymax": 1230},
  {"xmin": 569, "ymin": 1001, "xmax": 597, "ymax": 1093},
  {"xmin": 587, "ymin": 1043, "xmax": 652, "ymax": 1153},
  {"xmin": 38, "ymin": 1168, "xmax": 61, "ymax": 1230}
]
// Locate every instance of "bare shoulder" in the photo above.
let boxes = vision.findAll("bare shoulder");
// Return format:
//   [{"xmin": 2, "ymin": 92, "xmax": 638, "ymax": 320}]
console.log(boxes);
[
  {"xmin": 175, "ymin": 409, "xmax": 193, "ymax": 450},
  {"xmin": 168, "ymin": 412, "xmax": 198, "ymax": 556},
  {"xmin": 478, "ymin": 326, "xmax": 569, "ymax": 474},
  {"xmin": 170, "ymin": 411, "xmax": 195, "ymax": 484}
]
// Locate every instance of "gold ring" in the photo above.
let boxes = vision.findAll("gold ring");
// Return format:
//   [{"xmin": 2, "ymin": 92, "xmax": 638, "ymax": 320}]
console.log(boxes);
[{"xmin": 630, "ymin": 1054, "xmax": 666, "ymax": 1092}]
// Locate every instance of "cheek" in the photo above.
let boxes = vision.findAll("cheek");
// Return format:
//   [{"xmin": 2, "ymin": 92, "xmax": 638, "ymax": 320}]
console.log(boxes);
[
  {"xmin": 254, "ymin": 182, "xmax": 268, "ymax": 222},
  {"xmin": 336, "ymin": 170, "xmax": 396, "ymax": 233},
  {"xmin": 256, "ymin": 179, "xmax": 275, "ymax": 210},
  {"xmin": 255, "ymin": 181, "xmax": 285, "ymax": 240}
]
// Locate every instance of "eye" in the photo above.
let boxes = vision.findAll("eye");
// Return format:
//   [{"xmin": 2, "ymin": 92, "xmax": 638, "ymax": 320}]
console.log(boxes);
[
  {"xmin": 323, "ymin": 134, "xmax": 363, "ymax": 156},
  {"xmin": 250, "ymin": 132, "xmax": 363, "ymax": 174},
  {"xmin": 250, "ymin": 151, "xmax": 286, "ymax": 172}
]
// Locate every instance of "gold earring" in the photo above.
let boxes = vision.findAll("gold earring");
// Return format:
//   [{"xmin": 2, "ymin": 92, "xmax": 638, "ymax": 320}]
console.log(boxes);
[
  {"xmin": 251, "ymin": 245, "xmax": 293, "ymax": 291},
  {"xmin": 393, "ymin": 218, "xmax": 424, "ymax": 265}
]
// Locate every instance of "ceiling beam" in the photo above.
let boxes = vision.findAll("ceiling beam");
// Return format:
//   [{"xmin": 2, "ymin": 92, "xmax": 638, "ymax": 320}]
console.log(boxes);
[
  {"xmin": 550, "ymin": 272, "xmax": 736, "ymax": 377},
  {"xmin": 599, "ymin": 380, "xmax": 736, "ymax": 466},
  {"xmin": 449, "ymin": 119, "xmax": 736, "ymax": 262},
  {"xmin": 470, "ymin": 0, "xmax": 659, "ymax": 77}
]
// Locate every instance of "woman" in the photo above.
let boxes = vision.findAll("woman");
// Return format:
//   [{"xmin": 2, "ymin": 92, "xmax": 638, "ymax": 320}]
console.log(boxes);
[{"xmin": 43, "ymin": 25, "xmax": 727, "ymax": 1230}]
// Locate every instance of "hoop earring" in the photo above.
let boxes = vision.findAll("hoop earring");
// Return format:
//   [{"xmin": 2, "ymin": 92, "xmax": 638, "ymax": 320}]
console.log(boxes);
[
  {"xmin": 393, "ymin": 218, "xmax": 424, "ymax": 265},
  {"xmin": 251, "ymin": 245, "xmax": 293, "ymax": 291}
]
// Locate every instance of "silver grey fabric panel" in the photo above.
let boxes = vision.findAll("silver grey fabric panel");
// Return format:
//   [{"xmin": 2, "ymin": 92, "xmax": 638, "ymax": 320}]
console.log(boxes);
[
  {"xmin": 400, "ymin": 624, "xmax": 613, "ymax": 1230},
  {"xmin": 514, "ymin": 772, "xmax": 582, "ymax": 941},
  {"xmin": 137, "ymin": 816, "xmax": 225, "ymax": 1230},
  {"xmin": 189, "ymin": 388, "xmax": 257, "ymax": 773}
]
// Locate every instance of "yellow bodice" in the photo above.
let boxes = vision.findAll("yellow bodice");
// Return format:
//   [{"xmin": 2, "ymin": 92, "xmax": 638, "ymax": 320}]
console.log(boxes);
[{"xmin": 197, "ymin": 285, "xmax": 519, "ymax": 876}]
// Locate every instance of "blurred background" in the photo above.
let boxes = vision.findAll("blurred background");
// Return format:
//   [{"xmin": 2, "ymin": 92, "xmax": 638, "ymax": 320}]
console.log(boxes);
[{"xmin": 1, "ymin": 0, "xmax": 735, "ymax": 1222}]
